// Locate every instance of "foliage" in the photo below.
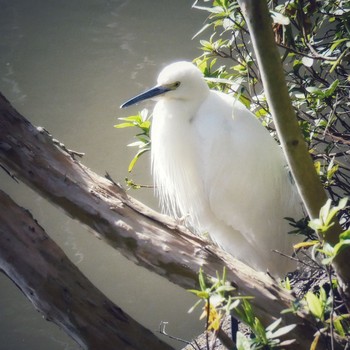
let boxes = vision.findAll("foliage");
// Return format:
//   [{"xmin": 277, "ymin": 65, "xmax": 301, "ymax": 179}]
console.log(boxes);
[
  {"xmin": 188, "ymin": 8, "xmax": 350, "ymax": 345},
  {"xmin": 292, "ymin": 199, "xmax": 350, "ymax": 346},
  {"xmin": 114, "ymin": 108, "xmax": 151, "ymax": 173},
  {"xmin": 188, "ymin": 216, "xmax": 350, "ymax": 349},
  {"xmin": 307, "ymin": 197, "xmax": 350, "ymax": 265},
  {"xmin": 294, "ymin": 198, "xmax": 350, "ymax": 263},
  {"xmin": 304, "ymin": 286, "xmax": 350, "ymax": 346},
  {"xmin": 188, "ymin": 269, "xmax": 296, "ymax": 349},
  {"xmin": 235, "ymin": 300, "xmax": 297, "ymax": 349},
  {"xmin": 188, "ymin": 268, "xmax": 243, "ymax": 330},
  {"xmin": 192, "ymin": 0, "xmax": 350, "ymax": 225},
  {"xmin": 117, "ymin": 0, "xmax": 350, "ymax": 225}
]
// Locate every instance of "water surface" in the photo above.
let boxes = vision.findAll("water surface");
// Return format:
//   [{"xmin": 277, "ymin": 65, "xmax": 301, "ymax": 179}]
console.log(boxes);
[{"xmin": 0, "ymin": 1, "xmax": 207, "ymax": 348}]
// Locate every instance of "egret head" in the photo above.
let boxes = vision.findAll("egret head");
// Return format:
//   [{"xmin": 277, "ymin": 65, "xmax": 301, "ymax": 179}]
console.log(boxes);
[{"xmin": 120, "ymin": 61, "xmax": 209, "ymax": 108}]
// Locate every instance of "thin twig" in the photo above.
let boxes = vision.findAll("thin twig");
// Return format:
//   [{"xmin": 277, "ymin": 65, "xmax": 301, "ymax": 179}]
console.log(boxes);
[
  {"xmin": 277, "ymin": 42, "xmax": 337, "ymax": 61},
  {"xmin": 326, "ymin": 265, "xmax": 335, "ymax": 350},
  {"xmin": 158, "ymin": 321, "xmax": 196, "ymax": 349},
  {"xmin": 206, "ymin": 299, "xmax": 210, "ymax": 350}
]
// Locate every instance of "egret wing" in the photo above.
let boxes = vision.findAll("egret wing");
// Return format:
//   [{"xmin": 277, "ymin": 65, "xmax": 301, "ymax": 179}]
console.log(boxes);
[{"xmin": 194, "ymin": 91, "xmax": 302, "ymax": 274}]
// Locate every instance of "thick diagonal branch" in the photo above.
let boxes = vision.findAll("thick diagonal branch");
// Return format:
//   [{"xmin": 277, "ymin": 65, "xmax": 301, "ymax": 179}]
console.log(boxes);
[{"xmin": 0, "ymin": 190, "xmax": 174, "ymax": 350}]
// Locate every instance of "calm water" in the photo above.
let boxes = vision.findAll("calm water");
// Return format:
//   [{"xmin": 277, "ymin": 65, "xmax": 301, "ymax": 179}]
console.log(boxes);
[{"xmin": 0, "ymin": 0, "xmax": 207, "ymax": 348}]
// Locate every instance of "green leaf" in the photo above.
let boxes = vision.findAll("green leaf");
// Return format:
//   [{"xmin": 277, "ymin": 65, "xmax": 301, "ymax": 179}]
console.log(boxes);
[
  {"xmin": 292, "ymin": 59, "xmax": 303, "ymax": 72},
  {"xmin": 319, "ymin": 199, "xmax": 332, "ymax": 227},
  {"xmin": 333, "ymin": 317, "xmax": 345, "ymax": 337},
  {"xmin": 340, "ymin": 229, "xmax": 350, "ymax": 240},
  {"xmin": 306, "ymin": 292, "xmax": 323, "ymax": 320},
  {"xmin": 332, "ymin": 314, "xmax": 350, "ymax": 337},
  {"xmin": 324, "ymin": 197, "xmax": 347, "ymax": 227},
  {"xmin": 114, "ymin": 122, "xmax": 136, "ymax": 129},
  {"xmin": 192, "ymin": 4, "xmax": 224, "ymax": 14},
  {"xmin": 128, "ymin": 148, "xmax": 149, "ymax": 172},
  {"xmin": 333, "ymin": 239, "xmax": 350, "ymax": 258},
  {"xmin": 227, "ymin": 299, "xmax": 241, "ymax": 311},
  {"xmin": 330, "ymin": 38, "xmax": 349, "ymax": 53},
  {"xmin": 337, "ymin": 197, "xmax": 348, "ymax": 211},
  {"xmin": 279, "ymin": 339, "xmax": 297, "ymax": 346},
  {"xmin": 215, "ymin": 285, "xmax": 235, "ymax": 293},
  {"xmin": 324, "ymin": 79, "xmax": 339, "ymax": 98},
  {"xmin": 255, "ymin": 108, "xmax": 268, "ymax": 118},
  {"xmin": 127, "ymin": 141, "xmax": 144, "ymax": 147},
  {"xmin": 236, "ymin": 331, "xmax": 251, "ymax": 350},
  {"xmin": 269, "ymin": 323, "xmax": 296, "ymax": 339},
  {"xmin": 265, "ymin": 318, "xmax": 282, "ymax": 332},
  {"xmin": 187, "ymin": 299, "xmax": 202, "ymax": 314},
  {"xmin": 187, "ymin": 289, "xmax": 209, "ymax": 299},
  {"xmin": 253, "ymin": 317, "xmax": 268, "ymax": 343},
  {"xmin": 128, "ymin": 154, "xmax": 139, "ymax": 173},
  {"xmin": 139, "ymin": 120, "xmax": 151, "ymax": 129},
  {"xmin": 270, "ymin": 10, "xmax": 290, "ymax": 25},
  {"xmin": 198, "ymin": 268, "xmax": 207, "ymax": 291},
  {"xmin": 200, "ymin": 39, "xmax": 214, "ymax": 52},
  {"xmin": 322, "ymin": 255, "xmax": 334, "ymax": 265},
  {"xmin": 192, "ymin": 22, "xmax": 213, "ymax": 39},
  {"xmin": 306, "ymin": 86, "xmax": 322, "ymax": 95},
  {"xmin": 302, "ymin": 56, "xmax": 314, "ymax": 67}
]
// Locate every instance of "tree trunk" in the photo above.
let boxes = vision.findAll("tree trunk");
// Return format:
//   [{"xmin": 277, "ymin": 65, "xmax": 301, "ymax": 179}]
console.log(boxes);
[
  {"xmin": 237, "ymin": 0, "xmax": 350, "ymax": 311},
  {"xmin": 0, "ymin": 92, "xmax": 345, "ymax": 349},
  {"xmin": 0, "ymin": 189, "xmax": 174, "ymax": 350}
]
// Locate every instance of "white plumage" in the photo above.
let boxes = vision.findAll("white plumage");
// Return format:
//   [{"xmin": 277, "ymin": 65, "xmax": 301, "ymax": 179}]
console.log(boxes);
[{"xmin": 121, "ymin": 61, "xmax": 304, "ymax": 277}]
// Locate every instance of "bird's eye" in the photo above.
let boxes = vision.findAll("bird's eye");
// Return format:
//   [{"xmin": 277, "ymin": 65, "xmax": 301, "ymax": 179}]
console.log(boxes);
[{"xmin": 174, "ymin": 81, "xmax": 181, "ymax": 88}]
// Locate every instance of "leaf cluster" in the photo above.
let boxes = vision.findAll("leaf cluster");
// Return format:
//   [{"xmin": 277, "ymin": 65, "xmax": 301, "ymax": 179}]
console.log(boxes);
[
  {"xmin": 305, "ymin": 286, "xmax": 350, "ymax": 347},
  {"xmin": 188, "ymin": 268, "xmax": 243, "ymax": 328},
  {"xmin": 291, "ymin": 199, "xmax": 350, "ymax": 346},
  {"xmin": 307, "ymin": 198, "xmax": 350, "ymax": 265},
  {"xmin": 235, "ymin": 300, "xmax": 296, "ymax": 349},
  {"xmin": 188, "ymin": 269, "xmax": 296, "ymax": 349},
  {"xmin": 114, "ymin": 108, "xmax": 151, "ymax": 173},
  {"xmin": 193, "ymin": 0, "xmax": 350, "ymax": 223}
]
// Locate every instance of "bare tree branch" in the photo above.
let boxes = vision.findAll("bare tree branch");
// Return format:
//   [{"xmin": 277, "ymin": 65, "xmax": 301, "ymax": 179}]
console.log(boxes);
[{"xmin": 0, "ymin": 189, "xmax": 174, "ymax": 350}]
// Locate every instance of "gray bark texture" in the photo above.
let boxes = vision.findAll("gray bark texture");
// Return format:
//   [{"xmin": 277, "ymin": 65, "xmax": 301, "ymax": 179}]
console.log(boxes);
[{"xmin": 0, "ymin": 189, "xmax": 174, "ymax": 350}]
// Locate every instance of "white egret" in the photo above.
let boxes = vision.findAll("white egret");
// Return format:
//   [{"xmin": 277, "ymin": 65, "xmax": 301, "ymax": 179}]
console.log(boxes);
[{"xmin": 121, "ymin": 61, "xmax": 304, "ymax": 277}]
